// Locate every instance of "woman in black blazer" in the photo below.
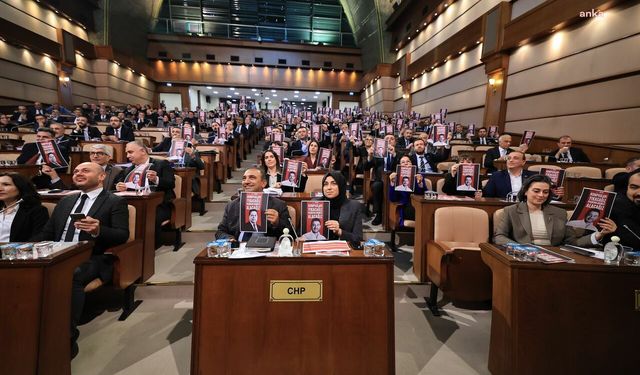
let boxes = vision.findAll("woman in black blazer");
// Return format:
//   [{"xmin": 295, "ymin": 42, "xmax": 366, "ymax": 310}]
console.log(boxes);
[
  {"xmin": 0, "ymin": 173, "xmax": 49, "ymax": 242},
  {"xmin": 320, "ymin": 171, "xmax": 364, "ymax": 243}
]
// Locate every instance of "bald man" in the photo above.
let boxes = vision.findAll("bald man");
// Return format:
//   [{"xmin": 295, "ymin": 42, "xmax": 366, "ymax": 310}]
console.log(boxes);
[{"xmin": 32, "ymin": 162, "xmax": 129, "ymax": 359}]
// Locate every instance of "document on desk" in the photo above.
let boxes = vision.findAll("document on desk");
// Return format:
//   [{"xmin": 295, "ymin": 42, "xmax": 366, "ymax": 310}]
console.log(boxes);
[
  {"xmin": 302, "ymin": 240, "xmax": 350, "ymax": 254},
  {"xmin": 559, "ymin": 245, "xmax": 604, "ymax": 260}
]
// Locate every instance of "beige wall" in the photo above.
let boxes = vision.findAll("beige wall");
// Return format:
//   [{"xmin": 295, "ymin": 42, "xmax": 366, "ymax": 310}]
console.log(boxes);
[
  {"xmin": 510, "ymin": 0, "xmax": 548, "ymax": 20},
  {"xmin": 0, "ymin": 40, "xmax": 58, "ymax": 104},
  {"xmin": 504, "ymin": 3, "xmax": 640, "ymax": 143},
  {"xmin": 0, "ymin": 0, "xmax": 88, "ymax": 42},
  {"xmin": 93, "ymin": 60, "xmax": 156, "ymax": 106},
  {"xmin": 360, "ymin": 76, "xmax": 398, "ymax": 113}
]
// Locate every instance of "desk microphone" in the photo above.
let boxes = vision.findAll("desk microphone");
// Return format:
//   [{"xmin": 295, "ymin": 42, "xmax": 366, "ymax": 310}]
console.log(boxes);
[
  {"xmin": 0, "ymin": 198, "xmax": 23, "ymax": 214},
  {"xmin": 623, "ymin": 225, "xmax": 640, "ymax": 241},
  {"xmin": 287, "ymin": 217, "xmax": 299, "ymax": 239}
]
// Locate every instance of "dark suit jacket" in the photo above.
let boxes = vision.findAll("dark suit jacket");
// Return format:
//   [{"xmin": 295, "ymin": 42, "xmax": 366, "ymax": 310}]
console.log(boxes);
[
  {"xmin": 94, "ymin": 114, "xmax": 111, "ymax": 123},
  {"xmin": 117, "ymin": 158, "xmax": 175, "ymax": 204},
  {"xmin": 365, "ymin": 153, "xmax": 399, "ymax": 181},
  {"xmin": 215, "ymin": 195, "xmax": 291, "ymax": 240},
  {"xmin": 70, "ymin": 126, "xmax": 102, "ymax": 141},
  {"xmin": 9, "ymin": 203, "xmax": 49, "ymax": 242},
  {"xmin": 473, "ymin": 137, "xmax": 496, "ymax": 146},
  {"xmin": 483, "ymin": 169, "xmax": 537, "ymax": 198},
  {"xmin": 608, "ymin": 195, "xmax": 640, "ymax": 249},
  {"xmin": 104, "ymin": 126, "xmax": 135, "ymax": 142},
  {"xmin": 547, "ymin": 147, "xmax": 590, "ymax": 163},
  {"xmin": 56, "ymin": 134, "xmax": 78, "ymax": 148},
  {"xmin": 396, "ymin": 137, "xmax": 413, "ymax": 150},
  {"xmin": 494, "ymin": 202, "xmax": 594, "ymax": 247},
  {"xmin": 326, "ymin": 199, "xmax": 364, "ymax": 243},
  {"xmin": 31, "ymin": 190, "xmax": 129, "ymax": 255},
  {"xmin": 152, "ymin": 138, "xmax": 172, "ymax": 152},
  {"xmin": 409, "ymin": 148, "xmax": 450, "ymax": 173},
  {"xmin": 289, "ymin": 139, "xmax": 308, "ymax": 156},
  {"xmin": 483, "ymin": 147, "xmax": 511, "ymax": 172}
]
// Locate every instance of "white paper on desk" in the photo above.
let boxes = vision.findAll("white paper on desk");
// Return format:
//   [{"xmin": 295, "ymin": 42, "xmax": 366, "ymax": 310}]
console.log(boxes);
[
  {"xmin": 562, "ymin": 245, "xmax": 604, "ymax": 260},
  {"xmin": 38, "ymin": 189, "xmax": 81, "ymax": 196},
  {"xmin": 302, "ymin": 240, "xmax": 350, "ymax": 253}
]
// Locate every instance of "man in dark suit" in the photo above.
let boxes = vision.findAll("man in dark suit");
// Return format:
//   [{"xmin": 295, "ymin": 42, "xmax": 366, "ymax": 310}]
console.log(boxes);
[
  {"xmin": 93, "ymin": 107, "xmax": 110, "ymax": 123},
  {"xmin": 103, "ymin": 116, "xmax": 135, "ymax": 142},
  {"xmin": 483, "ymin": 134, "xmax": 521, "ymax": 173},
  {"xmin": 473, "ymin": 127, "xmax": 497, "ymax": 146},
  {"xmin": 289, "ymin": 127, "xmax": 310, "ymax": 156},
  {"xmin": 30, "ymin": 101, "xmax": 46, "ymax": 117},
  {"xmin": 134, "ymin": 111, "xmax": 151, "ymax": 130},
  {"xmin": 70, "ymin": 115, "xmax": 102, "ymax": 141},
  {"xmin": 396, "ymin": 128, "xmax": 414, "ymax": 150},
  {"xmin": 216, "ymin": 168, "xmax": 291, "ymax": 241},
  {"xmin": 16, "ymin": 127, "xmax": 70, "ymax": 189},
  {"xmin": 50, "ymin": 123, "xmax": 78, "ymax": 148},
  {"xmin": 44, "ymin": 144, "xmax": 123, "ymax": 191},
  {"xmin": 483, "ymin": 151, "xmax": 536, "ymax": 198},
  {"xmin": 364, "ymin": 134, "xmax": 400, "ymax": 225},
  {"xmin": 152, "ymin": 126, "xmax": 182, "ymax": 152},
  {"xmin": 409, "ymin": 137, "xmax": 450, "ymax": 174},
  {"xmin": 11, "ymin": 105, "xmax": 34, "ymax": 128},
  {"xmin": 608, "ymin": 169, "xmax": 640, "ymax": 249},
  {"xmin": 31, "ymin": 162, "xmax": 129, "ymax": 359},
  {"xmin": 547, "ymin": 135, "xmax": 591, "ymax": 163},
  {"xmin": 116, "ymin": 140, "xmax": 175, "ymax": 247}
]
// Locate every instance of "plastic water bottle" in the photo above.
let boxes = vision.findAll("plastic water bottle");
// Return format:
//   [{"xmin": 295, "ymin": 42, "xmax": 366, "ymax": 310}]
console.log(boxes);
[{"xmin": 603, "ymin": 236, "xmax": 622, "ymax": 265}]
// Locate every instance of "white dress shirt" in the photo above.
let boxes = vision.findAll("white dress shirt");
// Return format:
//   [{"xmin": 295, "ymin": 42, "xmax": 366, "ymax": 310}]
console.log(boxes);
[
  {"xmin": 0, "ymin": 203, "xmax": 19, "ymax": 242},
  {"xmin": 508, "ymin": 170, "xmax": 523, "ymax": 193}
]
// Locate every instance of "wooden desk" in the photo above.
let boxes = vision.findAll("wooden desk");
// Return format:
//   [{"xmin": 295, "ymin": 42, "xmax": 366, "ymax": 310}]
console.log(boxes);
[
  {"xmin": 0, "ymin": 242, "xmax": 92, "ymax": 375},
  {"xmin": 0, "ymin": 164, "xmax": 40, "ymax": 179},
  {"xmin": 41, "ymin": 191, "xmax": 163, "ymax": 281},
  {"xmin": 191, "ymin": 249, "xmax": 395, "ymax": 375},
  {"xmin": 79, "ymin": 141, "xmax": 127, "ymax": 163},
  {"xmin": 174, "ymin": 167, "xmax": 194, "ymax": 229},
  {"xmin": 480, "ymin": 243, "xmax": 640, "ymax": 375},
  {"xmin": 410, "ymin": 196, "xmax": 574, "ymax": 282}
]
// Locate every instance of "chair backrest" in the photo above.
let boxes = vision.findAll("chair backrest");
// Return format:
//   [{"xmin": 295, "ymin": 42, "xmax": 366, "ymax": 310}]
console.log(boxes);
[
  {"xmin": 434, "ymin": 207, "xmax": 489, "ymax": 242},
  {"xmin": 436, "ymin": 178, "xmax": 445, "ymax": 194},
  {"xmin": 526, "ymin": 164, "xmax": 562, "ymax": 172},
  {"xmin": 287, "ymin": 205, "xmax": 296, "ymax": 228},
  {"xmin": 42, "ymin": 202, "xmax": 56, "ymax": 217},
  {"xmin": 424, "ymin": 178, "xmax": 433, "ymax": 191},
  {"xmin": 481, "ymin": 179, "xmax": 489, "ymax": 188},
  {"xmin": 493, "ymin": 209, "xmax": 504, "ymax": 236},
  {"xmin": 604, "ymin": 184, "xmax": 614, "ymax": 192},
  {"xmin": 604, "ymin": 167, "xmax": 626, "ymax": 180},
  {"xmin": 526, "ymin": 154, "xmax": 542, "ymax": 162},
  {"xmin": 127, "ymin": 205, "xmax": 136, "ymax": 242},
  {"xmin": 305, "ymin": 172, "xmax": 324, "ymax": 193},
  {"xmin": 0, "ymin": 152, "xmax": 21, "ymax": 161},
  {"xmin": 21, "ymin": 134, "xmax": 37, "ymax": 143},
  {"xmin": 436, "ymin": 161, "xmax": 455, "ymax": 173},
  {"xmin": 565, "ymin": 166, "xmax": 602, "ymax": 179},
  {"xmin": 81, "ymin": 143, "xmax": 114, "ymax": 157},
  {"xmin": 174, "ymin": 174, "xmax": 182, "ymax": 198},
  {"xmin": 451, "ymin": 145, "xmax": 474, "ymax": 158},
  {"xmin": 474, "ymin": 145, "xmax": 493, "ymax": 152}
]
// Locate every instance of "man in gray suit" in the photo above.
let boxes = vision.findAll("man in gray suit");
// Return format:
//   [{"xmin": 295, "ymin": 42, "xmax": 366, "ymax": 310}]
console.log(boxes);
[
  {"xmin": 43, "ymin": 144, "xmax": 123, "ymax": 191},
  {"xmin": 216, "ymin": 168, "xmax": 292, "ymax": 242}
]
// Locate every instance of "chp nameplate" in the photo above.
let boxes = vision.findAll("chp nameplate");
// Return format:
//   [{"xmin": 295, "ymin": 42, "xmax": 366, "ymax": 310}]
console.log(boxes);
[{"xmin": 270, "ymin": 280, "xmax": 323, "ymax": 302}]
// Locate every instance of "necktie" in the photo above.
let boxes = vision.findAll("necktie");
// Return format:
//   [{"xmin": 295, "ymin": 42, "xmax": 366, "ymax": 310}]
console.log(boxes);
[
  {"xmin": 64, "ymin": 194, "xmax": 88, "ymax": 241},
  {"xmin": 253, "ymin": 223, "xmax": 258, "ymax": 232},
  {"xmin": 84, "ymin": 128, "xmax": 90, "ymax": 141},
  {"xmin": 116, "ymin": 128, "xmax": 120, "ymax": 139},
  {"xmin": 481, "ymin": 138, "xmax": 485, "ymax": 145},
  {"xmin": 419, "ymin": 156, "xmax": 425, "ymax": 173}
]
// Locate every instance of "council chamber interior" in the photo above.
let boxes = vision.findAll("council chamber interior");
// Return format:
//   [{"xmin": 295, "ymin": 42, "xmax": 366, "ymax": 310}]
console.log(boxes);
[{"xmin": 0, "ymin": 0, "xmax": 639, "ymax": 374}]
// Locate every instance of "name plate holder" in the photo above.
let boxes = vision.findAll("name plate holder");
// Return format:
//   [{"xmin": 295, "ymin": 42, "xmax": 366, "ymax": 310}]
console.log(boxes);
[{"xmin": 270, "ymin": 280, "xmax": 323, "ymax": 302}]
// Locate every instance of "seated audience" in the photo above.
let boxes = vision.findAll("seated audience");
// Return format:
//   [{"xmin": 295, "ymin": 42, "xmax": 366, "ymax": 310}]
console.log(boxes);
[
  {"xmin": 0, "ymin": 113, "xmax": 17, "ymax": 131},
  {"xmin": 44, "ymin": 144, "xmax": 122, "ymax": 191},
  {"xmin": 410, "ymin": 137, "xmax": 450, "ymax": 174},
  {"xmin": 473, "ymin": 127, "xmax": 496, "ymax": 145},
  {"xmin": 483, "ymin": 134, "xmax": 521, "ymax": 173},
  {"xmin": 50, "ymin": 123, "xmax": 78, "ymax": 148},
  {"xmin": 16, "ymin": 127, "xmax": 70, "ymax": 189},
  {"xmin": 548, "ymin": 135, "xmax": 590, "ymax": 163},
  {"xmin": 0, "ymin": 173, "xmax": 49, "ymax": 241},
  {"xmin": 116, "ymin": 140, "xmax": 175, "ymax": 247},
  {"xmin": 152, "ymin": 126, "xmax": 183, "ymax": 152},
  {"xmin": 612, "ymin": 157, "xmax": 640, "ymax": 193},
  {"xmin": 302, "ymin": 140, "xmax": 323, "ymax": 169},
  {"xmin": 442, "ymin": 154, "xmax": 483, "ymax": 198},
  {"xmin": 70, "ymin": 115, "xmax": 102, "ymax": 141},
  {"xmin": 365, "ymin": 133, "xmax": 399, "ymax": 225},
  {"xmin": 388, "ymin": 155, "xmax": 429, "ymax": 227},
  {"xmin": 289, "ymin": 127, "xmax": 310, "ymax": 156},
  {"xmin": 261, "ymin": 150, "xmax": 307, "ymax": 192},
  {"xmin": 483, "ymin": 151, "xmax": 536, "ymax": 198},
  {"xmin": 608, "ymin": 169, "xmax": 640, "ymax": 249},
  {"xmin": 103, "ymin": 116, "xmax": 135, "ymax": 142},
  {"xmin": 215, "ymin": 168, "xmax": 291, "ymax": 241},
  {"xmin": 32, "ymin": 162, "xmax": 129, "ymax": 359},
  {"xmin": 318, "ymin": 171, "xmax": 364, "ymax": 243},
  {"xmin": 494, "ymin": 175, "xmax": 617, "ymax": 246}
]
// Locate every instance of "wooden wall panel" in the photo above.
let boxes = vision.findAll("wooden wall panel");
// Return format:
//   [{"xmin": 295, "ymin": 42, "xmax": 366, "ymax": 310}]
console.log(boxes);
[
  {"xmin": 410, "ymin": 84, "xmax": 485, "ymax": 115},
  {"xmin": 0, "ymin": 0, "xmax": 87, "ymax": 42},
  {"xmin": 410, "ymin": 46, "xmax": 483, "ymax": 93},
  {"xmin": 506, "ymin": 74, "xmax": 640, "ymax": 122},
  {"xmin": 411, "ymin": 65, "xmax": 486, "ymax": 105},
  {"xmin": 505, "ymin": 107, "xmax": 640, "ymax": 144},
  {"xmin": 506, "ymin": 35, "xmax": 640, "ymax": 99}
]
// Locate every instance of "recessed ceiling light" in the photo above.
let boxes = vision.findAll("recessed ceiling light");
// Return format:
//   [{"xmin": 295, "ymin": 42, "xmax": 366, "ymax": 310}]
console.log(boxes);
[
  {"xmin": 166, "ymin": 83, "xmax": 172, "ymax": 87},
  {"xmin": 315, "ymin": 91, "xmax": 320, "ymax": 94},
  {"xmin": 273, "ymin": 94, "xmax": 277, "ymax": 97},
  {"xmin": 251, "ymin": 88, "xmax": 257, "ymax": 91},
  {"xmin": 294, "ymin": 90, "xmax": 299, "ymax": 94},
  {"xmin": 206, "ymin": 86, "xmax": 212, "ymax": 89},
  {"xmin": 230, "ymin": 87, "xmax": 235, "ymax": 90},
  {"xmin": 213, "ymin": 91, "xmax": 218, "ymax": 94},
  {"xmin": 301, "ymin": 98, "xmax": 306, "ymax": 101},
  {"xmin": 265, "ymin": 97, "xmax": 269, "ymax": 100},
  {"xmin": 271, "ymin": 89, "xmax": 276, "ymax": 93},
  {"xmin": 226, "ymin": 95, "xmax": 231, "ymax": 98},
  {"xmin": 313, "ymin": 96, "xmax": 318, "ymax": 99},
  {"xmin": 283, "ymin": 98, "xmax": 288, "ymax": 100},
  {"xmin": 294, "ymin": 95, "xmax": 299, "ymax": 98},
  {"xmin": 234, "ymin": 92, "xmax": 239, "ymax": 95}
]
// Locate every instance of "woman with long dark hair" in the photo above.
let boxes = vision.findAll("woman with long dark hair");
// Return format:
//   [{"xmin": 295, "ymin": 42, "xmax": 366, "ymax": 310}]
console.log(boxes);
[
  {"xmin": 261, "ymin": 149, "xmax": 308, "ymax": 192},
  {"xmin": 320, "ymin": 171, "xmax": 363, "ymax": 243},
  {"xmin": 0, "ymin": 173, "xmax": 49, "ymax": 242}
]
